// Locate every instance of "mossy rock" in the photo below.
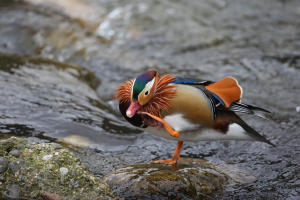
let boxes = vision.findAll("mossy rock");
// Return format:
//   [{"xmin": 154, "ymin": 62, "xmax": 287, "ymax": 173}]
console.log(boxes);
[
  {"xmin": 0, "ymin": 137, "xmax": 121, "ymax": 200},
  {"xmin": 104, "ymin": 158, "xmax": 255, "ymax": 199}
]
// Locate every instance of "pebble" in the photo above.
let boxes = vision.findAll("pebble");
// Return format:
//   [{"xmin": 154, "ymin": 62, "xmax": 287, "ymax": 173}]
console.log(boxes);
[
  {"xmin": 0, "ymin": 157, "xmax": 9, "ymax": 174},
  {"xmin": 51, "ymin": 143, "xmax": 63, "ymax": 149},
  {"xmin": 16, "ymin": 144, "xmax": 25, "ymax": 150},
  {"xmin": 38, "ymin": 192, "xmax": 64, "ymax": 200},
  {"xmin": 60, "ymin": 167, "xmax": 68, "ymax": 176},
  {"xmin": 42, "ymin": 155, "xmax": 53, "ymax": 161},
  {"xmin": 9, "ymin": 149, "xmax": 22, "ymax": 157},
  {"xmin": 3, "ymin": 185, "xmax": 21, "ymax": 199},
  {"xmin": 0, "ymin": 176, "xmax": 6, "ymax": 182},
  {"xmin": 8, "ymin": 159, "xmax": 26, "ymax": 174},
  {"xmin": 296, "ymin": 106, "xmax": 300, "ymax": 113}
]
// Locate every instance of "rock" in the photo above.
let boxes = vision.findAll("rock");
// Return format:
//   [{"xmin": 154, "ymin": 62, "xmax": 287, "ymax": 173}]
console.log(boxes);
[
  {"xmin": 60, "ymin": 167, "xmax": 68, "ymax": 176},
  {"xmin": 3, "ymin": 184, "xmax": 22, "ymax": 199},
  {"xmin": 50, "ymin": 143, "xmax": 63, "ymax": 149},
  {"xmin": 9, "ymin": 150, "xmax": 21, "ymax": 157},
  {"xmin": 60, "ymin": 135, "xmax": 95, "ymax": 148},
  {"xmin": 38, "ymin": 192, "xmax": 64, "ymax": 200},
  {"xmin": 0, "ymin": 157, "xmax": 9, "ymax": 173},
  {"xmin": 0, "ymin": 175, "xmax": 6, "ymax": 182},
  {"xmin": 42, "ymin": 155, "xmax": 53, "ymax": 161},
  {"xmin": 8, "ymin": 158, "xmax": 27, "ymax": 175},
  {"xmin": 0, "ymin": 137, "xmax": 120, "ymax": 199},
  {"xmin": 104, "ymin": 158, "xmax": 255, "ymax": 199},
  {"xmin": 16, "ymin": 144, "xmax": 25, "ymax": 150}
]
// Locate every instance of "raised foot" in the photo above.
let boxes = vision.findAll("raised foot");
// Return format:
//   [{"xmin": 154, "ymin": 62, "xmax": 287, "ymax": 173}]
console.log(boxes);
[
  {"xmin": 138, "ymin": 111, "xmax": 180, "ymax": 138},
  {"xmin": 150, "ymin": 158, "xmax": 181, "ymax": 165}
]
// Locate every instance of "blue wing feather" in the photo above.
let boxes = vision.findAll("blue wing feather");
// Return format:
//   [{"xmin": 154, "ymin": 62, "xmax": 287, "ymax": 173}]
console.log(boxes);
[
  {"xmin": 211, "ymin": 93, "xmax": 225, "ymax": 106},
  {"xmin": 171, "ymin": 77, "xmax": 212, "ymax": 85}
]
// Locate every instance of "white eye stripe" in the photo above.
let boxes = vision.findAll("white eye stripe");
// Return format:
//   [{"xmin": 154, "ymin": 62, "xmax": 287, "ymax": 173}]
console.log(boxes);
[
  {"xmin": 137, "ymin": 77, "xmax": 155, "ymax": 104},
  {"xmin": 144, "ymin": 77, "xmax": 155, "ymax": 92}
]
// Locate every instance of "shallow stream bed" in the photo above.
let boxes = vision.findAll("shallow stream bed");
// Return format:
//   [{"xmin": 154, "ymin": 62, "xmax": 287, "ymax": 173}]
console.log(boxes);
[{"xmin": 0, "ymin": 0, "xmax": 300, "ymax": 199}]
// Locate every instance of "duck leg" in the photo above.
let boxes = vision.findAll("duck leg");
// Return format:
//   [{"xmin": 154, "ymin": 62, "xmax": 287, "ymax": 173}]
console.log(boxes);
[
  {"xmin": 138, "ymin": 111, "xmax": 180, "ymax": 138},
  {"xmin": 151, "ymin": 141, "xmax": 183, "ymax": 165}
]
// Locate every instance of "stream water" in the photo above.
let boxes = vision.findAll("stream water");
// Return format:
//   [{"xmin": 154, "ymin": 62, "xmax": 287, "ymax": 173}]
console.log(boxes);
[{"xmin": 0, "ymin": 0, "xmax": 300, "ymax": 199}]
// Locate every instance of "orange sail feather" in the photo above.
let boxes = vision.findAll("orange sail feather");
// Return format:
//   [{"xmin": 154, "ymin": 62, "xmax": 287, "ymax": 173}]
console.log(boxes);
[{"xmin": 205, "ymin": 77, "xmax": 242, "ymax": 108}]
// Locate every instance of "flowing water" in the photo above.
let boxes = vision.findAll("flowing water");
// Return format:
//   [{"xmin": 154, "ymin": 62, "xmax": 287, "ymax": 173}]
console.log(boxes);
[{"xmin": 0, "ymin": 0, "xmax": 300, "ymax": 199}]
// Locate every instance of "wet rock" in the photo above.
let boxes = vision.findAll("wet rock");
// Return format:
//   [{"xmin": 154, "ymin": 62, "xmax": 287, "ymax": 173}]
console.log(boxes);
[
  {"xmin": 9, "ymin": 149, "xmax": 21, "ymax": 157},
  {"xmin": 0, "ymin": 137, "xmax": 121, "ymax": 199},
  {"xmin": 104, "ymin": 158, "xmax": 254, "ymax": 199},
  {"xmin": 50, "ymin": 143, "xmax": 63, "ymax": 150},
  {"xmin": 60, "ymin": 135, "xmax": 95, "ymax": 148},
  {"xmin": 8, "ymin": 158, "xmax": 27, "ymax": 175},
  {"xmin": 0, "ymin": 157, "xmax": 9, "ymax": 173}
]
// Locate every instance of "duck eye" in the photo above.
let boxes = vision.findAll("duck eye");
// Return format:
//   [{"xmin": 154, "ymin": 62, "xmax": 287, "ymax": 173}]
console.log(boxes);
[{"xmin": 145, "ymin": 90, "xmax": 149, "ymax": 96}]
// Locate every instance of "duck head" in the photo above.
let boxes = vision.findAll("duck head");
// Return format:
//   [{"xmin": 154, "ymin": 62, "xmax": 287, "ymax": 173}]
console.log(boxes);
[
  {"xmin": 114, "ymin": 70, "xmax": 176, "ymax": 120},
  {"xmin": 126, "ymin": 71, "xmax": 158, "ymax": 118}
]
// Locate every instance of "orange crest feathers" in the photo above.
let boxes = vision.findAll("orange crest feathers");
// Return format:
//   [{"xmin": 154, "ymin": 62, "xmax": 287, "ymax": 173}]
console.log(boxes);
[
  {"xmin": 141, "ymin": 74, "xmax": 177, "ymax": 117},
  {"xmin": 114, "ymin": 79, "xmax": 134, "ymax": 103}
]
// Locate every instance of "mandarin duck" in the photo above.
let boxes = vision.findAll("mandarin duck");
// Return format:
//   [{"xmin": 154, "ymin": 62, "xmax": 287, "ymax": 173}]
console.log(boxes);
[{"xmin": 114, "ymin": 71, "xmax": 275, "ymax": 164}]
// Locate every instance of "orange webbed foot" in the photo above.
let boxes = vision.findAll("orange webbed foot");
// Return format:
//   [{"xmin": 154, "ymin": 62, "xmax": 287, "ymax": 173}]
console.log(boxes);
[
  {"xmin": 150, "ymin": 157, "xmax": 181, "ymax": 165},
  {"xmin": 150, "ymin": 141, "xmax": 183, "ymax": 165}
]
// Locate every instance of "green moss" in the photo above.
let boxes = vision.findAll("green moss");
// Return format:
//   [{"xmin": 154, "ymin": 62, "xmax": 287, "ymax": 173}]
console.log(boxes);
[
  {"xmin": 0, "ymin": 137, "xmax": 122, "ymax": 199},
  {"xmin": 104, "ymin": 161, "xmax": 230, "ymax": 199}
]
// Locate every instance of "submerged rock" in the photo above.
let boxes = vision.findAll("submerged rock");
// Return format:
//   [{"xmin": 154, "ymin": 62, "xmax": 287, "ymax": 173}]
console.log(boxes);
[
  {"xmin": 104, "ymin": 158, "xmax": 255, "ymax": 199},
  {"xmin": 60, "ymin": 135, "xmax": 95, "ymax": 148},
  {"xmin": 0, "ymin": 137, "xmax": 121, "ymax": 200}
]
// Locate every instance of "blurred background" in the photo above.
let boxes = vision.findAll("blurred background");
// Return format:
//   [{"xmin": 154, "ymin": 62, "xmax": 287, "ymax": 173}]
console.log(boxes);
[{"xmin": 0, "ymin": 0, "xmax": 299, "ymax": 198}]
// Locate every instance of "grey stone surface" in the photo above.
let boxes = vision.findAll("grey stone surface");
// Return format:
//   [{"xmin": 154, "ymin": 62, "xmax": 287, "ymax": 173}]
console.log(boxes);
[
  {"xmin": 0, "ymin": 157, "xmax": 9, "ymax": 174},
  {"xmin": 8, "ymin": 159, "xmax": 26, "ymax": 175},
  {"xmin": 9, "ymin": 150, "xmax": 21, "ymax": 157}
]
